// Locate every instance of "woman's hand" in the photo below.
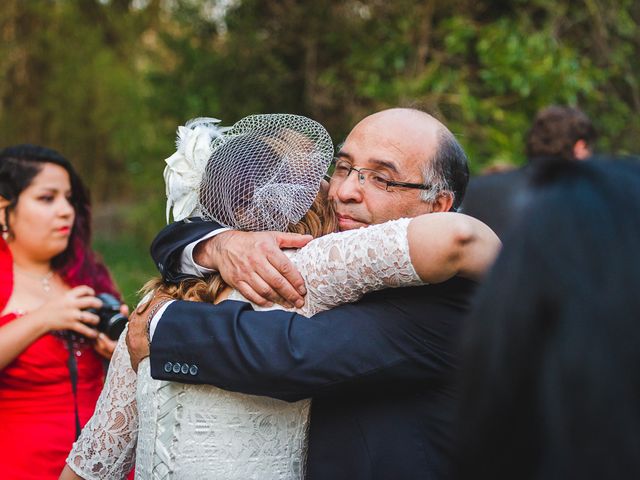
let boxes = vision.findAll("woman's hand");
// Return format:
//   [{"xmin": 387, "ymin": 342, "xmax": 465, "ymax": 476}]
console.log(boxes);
[
  {"xmin": 0, "ymin": 286, "xmax": 103, "ymax": 371},
  {"xmin": 32, "ymin": 285, "xmax": 103, "ymax": 338}
]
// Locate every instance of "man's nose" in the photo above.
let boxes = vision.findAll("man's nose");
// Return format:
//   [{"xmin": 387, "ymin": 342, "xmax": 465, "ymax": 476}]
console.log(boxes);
[{"xmin": 331, "ymin": 170, "xmax": 363, "ymax": 203}]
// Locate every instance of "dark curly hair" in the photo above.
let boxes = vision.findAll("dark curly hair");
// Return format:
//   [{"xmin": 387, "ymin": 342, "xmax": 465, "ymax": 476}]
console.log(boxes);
[{"xmin": 526, "ymin": 106, "xmax": 597, "ymax": 162}]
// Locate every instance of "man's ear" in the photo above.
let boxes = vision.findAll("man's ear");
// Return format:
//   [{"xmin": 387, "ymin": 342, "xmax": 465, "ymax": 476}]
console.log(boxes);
[
  {"xmin": 430, "ymin": 192, "xmax": 454, "ymax": 213},
  {"xmin": 573, "ymin": 140, "xmax": 591, "ymax": 160}
]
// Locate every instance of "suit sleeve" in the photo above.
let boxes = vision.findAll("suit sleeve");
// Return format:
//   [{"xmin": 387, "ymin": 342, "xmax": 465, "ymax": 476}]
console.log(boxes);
[
  {"xmin": 150, "ymin": 282, "xmax": 472, "ymax": 402},
  {"xmin": 150, "ymin": 217, "xmax": 224, "ymax": 283}
]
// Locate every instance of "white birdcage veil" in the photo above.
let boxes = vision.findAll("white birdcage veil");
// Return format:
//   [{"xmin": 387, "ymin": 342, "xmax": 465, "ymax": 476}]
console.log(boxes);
[{"xmin": 164, "ymin": 114, "xmax": 333, "ymax": 232}]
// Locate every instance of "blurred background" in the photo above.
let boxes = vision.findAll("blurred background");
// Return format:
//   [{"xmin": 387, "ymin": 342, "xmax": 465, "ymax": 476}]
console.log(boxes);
[{"xmin": 1, "ymin": 0, "xmax": 639, "ymax": 303}]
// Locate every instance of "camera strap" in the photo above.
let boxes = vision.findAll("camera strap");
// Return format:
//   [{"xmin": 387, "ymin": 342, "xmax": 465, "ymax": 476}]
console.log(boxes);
[{"xmin": 65, "ymin": 338, "xmax": 82, "ymax": 440}]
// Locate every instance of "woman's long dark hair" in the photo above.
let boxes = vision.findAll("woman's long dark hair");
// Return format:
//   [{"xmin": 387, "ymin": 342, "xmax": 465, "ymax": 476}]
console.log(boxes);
[
  {"xmin": 0, "ymin": 144, "xmax": 119, "ymax": 298},
  {"xmin": 454, "ymin": 159, "xmax": 640, "ymax": 480}
]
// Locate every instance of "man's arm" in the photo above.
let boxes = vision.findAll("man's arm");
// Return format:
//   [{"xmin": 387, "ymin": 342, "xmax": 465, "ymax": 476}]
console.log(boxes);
[
  {"xmin": 148, "ymin": 280, "xmax": 474, "ymax": 402},
  {"xmin": 150, "ymin": 219, "xmax": 312, "ymax": 307}
]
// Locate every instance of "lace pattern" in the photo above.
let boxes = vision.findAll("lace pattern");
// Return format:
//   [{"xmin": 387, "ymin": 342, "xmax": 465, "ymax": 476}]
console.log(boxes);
[
  {"xmin": 67, "ymin": 217, "xmax": 421, "ymax": 478},
  {"xmin": 137, "ymin": 358, "xmax": 310, "ymax": 479},
  {"xmin": 66, "ymin": 329, "xmax": 138, "ymax": 479},
  {"xmin": 282, "ymin": 217, "xmax": 422, "ymax": 316}
]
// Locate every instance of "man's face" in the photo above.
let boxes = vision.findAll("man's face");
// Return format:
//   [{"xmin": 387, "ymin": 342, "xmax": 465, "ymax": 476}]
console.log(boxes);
[{"xmin": 328, "ymin": 110, "xmax": 440, "ymax": 231}]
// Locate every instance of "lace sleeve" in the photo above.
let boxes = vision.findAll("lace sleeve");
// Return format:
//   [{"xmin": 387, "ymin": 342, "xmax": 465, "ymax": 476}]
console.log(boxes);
[
  {"xmin": 289, "ymin": 217, "xmax": 423, "ymax": 317},
  {"xmin": 66, "ymin": 326, "xmax": 138, "ymax": 479}
]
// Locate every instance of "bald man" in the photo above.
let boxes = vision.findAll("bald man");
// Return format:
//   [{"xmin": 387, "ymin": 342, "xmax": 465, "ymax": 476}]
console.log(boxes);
[{"xmin": 130, "ymin": 109, "xmax": 474, "ymax": 479}]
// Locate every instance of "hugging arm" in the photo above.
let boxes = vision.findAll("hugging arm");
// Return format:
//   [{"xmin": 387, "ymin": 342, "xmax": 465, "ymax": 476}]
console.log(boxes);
[
  {"xmin": 150, "ymin": 217, "xmax": 225, "ymax": 284},
  {"xmin": 246, "ymin": 213, "xmax": 498, "ymax": 316},
  {"xmin": 63, "ymin": 328, "xmax": 138, "ymax": 479},
  {"xmin": 151, "ymin": 218, "xmax": 311, "ymax": 307},
  {"xmin": 151, "ymin": 213, "xmax": 499, "ymax": 307},
  {"xmin": 406, "ymin": 212, "xmax": 501, "ymax": 283},
  {"xmin": 151, "ymin": 280, "xmax": 472, "ymax": 402},
  {"xmin": 149, "ymin": 213, "xmax": 495, "ymax": 400}
]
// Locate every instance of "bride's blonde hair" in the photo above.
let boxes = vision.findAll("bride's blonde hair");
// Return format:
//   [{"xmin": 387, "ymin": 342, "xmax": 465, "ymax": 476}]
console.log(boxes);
[{"xmin": 140, "ymin": 195, "xmax": 336, "ymax": 304}]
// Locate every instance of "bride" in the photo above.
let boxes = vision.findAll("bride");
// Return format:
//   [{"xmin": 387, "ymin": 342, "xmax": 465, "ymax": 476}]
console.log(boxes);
[{"xmin": 61, "ymin": 114, "xmax": 499, "ymax": 479}]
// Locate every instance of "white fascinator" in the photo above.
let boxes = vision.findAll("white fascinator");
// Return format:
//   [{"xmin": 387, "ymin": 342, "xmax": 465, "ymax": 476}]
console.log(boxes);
[
  {"xmin": 164, "ymin": 114, "xmax": 334, "ymax": 232},
  {"xmin": 163, "ymin": 117, "xmax": 230, "ymax": 222}
]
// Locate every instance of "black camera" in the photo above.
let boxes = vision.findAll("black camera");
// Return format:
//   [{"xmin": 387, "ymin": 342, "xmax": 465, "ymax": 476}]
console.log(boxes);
[{"xmin": 86, "ymin": 293, "xmax": 128, "ymax": 340}]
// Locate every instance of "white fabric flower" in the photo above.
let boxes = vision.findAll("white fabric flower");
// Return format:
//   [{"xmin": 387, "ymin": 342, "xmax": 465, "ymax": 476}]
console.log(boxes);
[
  {"xmin": 164, "ymin": 118, "xmax": 227, "ymax": 222},
  {"xmin": 164, "ymin": 114, "xmax": 333, "ymax": 231}
]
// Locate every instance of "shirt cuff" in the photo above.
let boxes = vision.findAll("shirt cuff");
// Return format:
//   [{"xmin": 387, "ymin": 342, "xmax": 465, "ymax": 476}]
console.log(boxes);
[
  {"xmin": 149, "ymin": 299, "xmax": 175, "ymax": 341},
  {"xmin": 179, "ymin": 228, "xmax": 231, "ymax": 277}
]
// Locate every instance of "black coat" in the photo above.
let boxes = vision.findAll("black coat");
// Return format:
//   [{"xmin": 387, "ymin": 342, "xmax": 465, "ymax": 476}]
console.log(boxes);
[
  {"xmin": 150, "ymin": 220, "xmax": 477, "ymax": 479},
  {"xmin": 460, "ymin": 167, "xmax": 533, "ymax": 240}
]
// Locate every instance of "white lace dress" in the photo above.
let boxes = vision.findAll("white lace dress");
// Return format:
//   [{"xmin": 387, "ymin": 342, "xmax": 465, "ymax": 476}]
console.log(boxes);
[{"xmin": 67, "ymin": 218, "xmax": 422, "ymax": 479}]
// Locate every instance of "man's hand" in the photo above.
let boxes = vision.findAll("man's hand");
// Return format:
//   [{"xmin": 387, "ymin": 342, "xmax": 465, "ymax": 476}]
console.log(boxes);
[
  {"xmin": 194, "ymin": 230, "xmax": 312, "ymax": 308},
  {"xmin": 126, "ymin": 295, "xmax": 169, "ymax": 371}
]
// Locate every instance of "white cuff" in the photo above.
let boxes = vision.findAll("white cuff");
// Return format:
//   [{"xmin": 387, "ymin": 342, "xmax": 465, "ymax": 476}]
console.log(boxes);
[
  {"xmin": 179, "ymin": 228, "xmax": 231, "ymax": 277},
  {"xmin": 149, "ymin": 300, "xmax": 175, "ymax": 341}
]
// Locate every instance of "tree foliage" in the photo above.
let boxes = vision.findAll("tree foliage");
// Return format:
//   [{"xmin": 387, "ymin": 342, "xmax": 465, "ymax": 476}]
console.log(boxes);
[
  {"xmin": 0, "ymin": 1, "xmax": 638, "ymax": 300},
  {"xmin": 2, "ymin": 0, "xmax": 638, "ymax": 184}
]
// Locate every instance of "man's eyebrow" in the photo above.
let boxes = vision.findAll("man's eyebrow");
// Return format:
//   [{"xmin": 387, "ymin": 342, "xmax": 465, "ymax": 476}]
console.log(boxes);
[
  {"xmin": 369, "ymin": 158, "xmax": 399, "ymax": 174},
  {"xmin": 335, "ymin": 150, "xmax": 352, "ymax": 161},
  {"xmin": 334, "ymin": 151, "xmax": 400, "ymax": 174}
]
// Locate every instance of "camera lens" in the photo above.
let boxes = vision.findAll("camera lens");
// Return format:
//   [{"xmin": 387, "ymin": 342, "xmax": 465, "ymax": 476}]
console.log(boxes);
[
  {"xmin": 94, "ymin": 293, "xmax": 128, "ymax": 340},
  {"xmin": 102, "ymin": 312, "xmax": 128, "ymax": 340}
]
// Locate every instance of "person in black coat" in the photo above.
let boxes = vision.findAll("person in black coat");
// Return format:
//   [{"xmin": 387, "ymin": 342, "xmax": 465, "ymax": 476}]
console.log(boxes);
[
  {"xmin": 455, "ymin": 159, "xmax": 640, "ymax": 480},
  {"xmin": 127, "ymin": 108, "xmax": 482, "ymax": 480}
]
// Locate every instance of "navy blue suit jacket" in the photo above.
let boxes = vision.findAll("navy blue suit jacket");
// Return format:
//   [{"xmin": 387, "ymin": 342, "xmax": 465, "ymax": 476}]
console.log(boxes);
[{"xmin": 150, "ymin": 220, "xmax": 477, "ymax": 479}]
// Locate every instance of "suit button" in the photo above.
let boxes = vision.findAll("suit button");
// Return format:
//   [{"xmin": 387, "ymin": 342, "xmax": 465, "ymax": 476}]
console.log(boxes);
[
  {"xmin": 163, "ymin": 362, "xmax": 173, "ymax": 373},
  {"xmin": 181, "ymin": 364, "xmax": 189, "ymax": 374},
  {"xmin": 172, "ymin": 362, "xmax": 181, "ymax": 374},
  {"xmin": 189, "ymin": 365, "xmax": 198, "ymax": 376}
]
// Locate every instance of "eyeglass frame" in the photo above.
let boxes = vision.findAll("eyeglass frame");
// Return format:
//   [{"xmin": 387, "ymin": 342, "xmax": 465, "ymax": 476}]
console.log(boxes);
[{"xmin": 327, "ymin": 157, "xmax": 431, "ymax": 192}]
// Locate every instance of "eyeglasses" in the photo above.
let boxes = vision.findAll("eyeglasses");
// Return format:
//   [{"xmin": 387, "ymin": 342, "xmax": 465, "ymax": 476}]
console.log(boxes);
[{"xmin": 329, "ymin": 158, "xmax": 431, "ymax": 192}]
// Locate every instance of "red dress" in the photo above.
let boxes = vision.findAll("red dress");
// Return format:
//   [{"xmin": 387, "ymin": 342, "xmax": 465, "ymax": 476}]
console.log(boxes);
[
  {"xmin": 0, "ymin": 239, "xmax": 105, "ymax": 479},
  {"xmin": 0, "ymin": 313, "xmax": 105, "ymax": 479}
]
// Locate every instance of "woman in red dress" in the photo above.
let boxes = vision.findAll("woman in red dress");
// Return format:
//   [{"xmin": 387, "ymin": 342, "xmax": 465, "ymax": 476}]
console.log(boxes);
[{"xmin": 0, "ymin": 145, "xmax": 120, "ymax": 479}]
